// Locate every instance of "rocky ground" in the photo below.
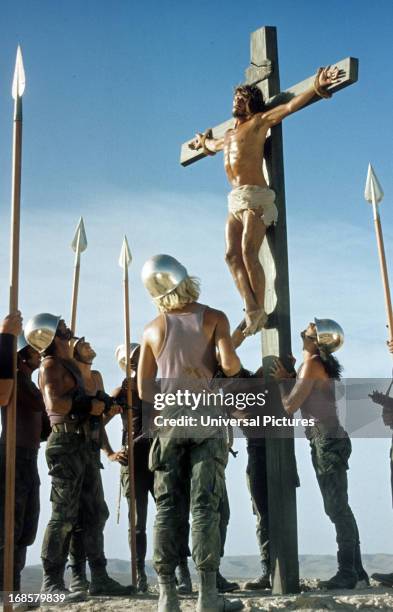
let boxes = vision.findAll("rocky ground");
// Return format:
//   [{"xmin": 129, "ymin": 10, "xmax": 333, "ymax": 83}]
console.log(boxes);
[
  {"xmin": 30, "ymin": 579, "xmax": 393, "ymax": 611},
  {"xmin": 17, "ymin": 556, "xmax": 393, "ymax": 611}
]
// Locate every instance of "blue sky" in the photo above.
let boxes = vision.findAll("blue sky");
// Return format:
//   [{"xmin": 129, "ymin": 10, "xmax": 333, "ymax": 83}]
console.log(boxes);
[{"xmin": 1, "ymin": 0, "xmax": 393, "ymax": 567}]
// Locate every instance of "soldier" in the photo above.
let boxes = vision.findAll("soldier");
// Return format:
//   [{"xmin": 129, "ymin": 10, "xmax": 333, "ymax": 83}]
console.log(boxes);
[
  {"xmin": 0, "ymin": 332, "xmax": 50, "ymax": 592},
  {"xmin": 189, "ymin": 68, "xmax": 342, "ymax": 341},
  {"xmin": 139, "ymin": 254, "xmax": 244, "ymax": 612},
  {"xmin": 24, "ymin": 314, "xmax": 134, "ymax": 600},
  {"xmin": 103, "ymin": 342, "xmax": 154, "ymax": 593},
  {"xmin": 369, "ymin": 339, "xmax": 393, "ymax": 587},
  {"xmin": 0, "ymin": 311, "xmax": 23, "ymax": 405},
  {"xmin": 66, "ymin": 336, "xmax": 135, "ymax": 596},
  {"xmin": 108, "ymin": 343, "xmax": 196, "ymax": 594},
  {"xmin": 271, "ymin": 318, "xmax": 369, "ymax": 590}
]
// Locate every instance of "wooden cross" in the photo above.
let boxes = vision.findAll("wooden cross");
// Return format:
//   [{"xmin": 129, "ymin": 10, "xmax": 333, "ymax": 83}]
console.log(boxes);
[{"xmin": 180, "ymin": 26, "xmax": 358, "ymax": 595}]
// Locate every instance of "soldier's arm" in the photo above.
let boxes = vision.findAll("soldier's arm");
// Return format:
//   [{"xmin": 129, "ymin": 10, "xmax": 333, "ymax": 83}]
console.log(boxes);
[
  {"xmin": 41, "ymin": 361, "xmax": 105, "ymax": 417},
  {"xmin": 103, "ymin": 385, "xmax": 123, "ymax": 426},
  {"xmin": 214, "ymin": 311, "xmax": 242, "ymax": 376},
  {"xmin": 138, "ymin": 325, "xmax": 158, "ymax": 401},
  {"xmin": 271, "ymin": 358, "xmax": 322, "ymax": 415},
  {"xmin": 0, "ymin": 334, "xmax": 14, "ymax": 406},
  {"xmin": 0, "ymin": 312, "xmax": 23, "ymax": 405}
]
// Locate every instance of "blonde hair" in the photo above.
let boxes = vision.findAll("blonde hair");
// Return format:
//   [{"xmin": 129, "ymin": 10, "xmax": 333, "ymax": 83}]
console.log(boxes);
[{"xmin": 154, "ymin": 276, "xmax": 200, "ymax": 312}]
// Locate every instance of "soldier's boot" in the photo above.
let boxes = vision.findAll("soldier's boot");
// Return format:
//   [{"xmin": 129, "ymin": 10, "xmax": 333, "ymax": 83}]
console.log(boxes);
[
  {"xmin": 197, "ymin": 571, "xmax": 244, "ymax": 612},
  {"xmin": 243, "ymin": 561, "xmax": 271, "ymax": 590},
  {"xmin": 68, "ymin": 563, "xmax": 90, "ymax": 593},
  {"xmin": 217, "ymin": 571, "xmax": 239, "ymax": 593},
  {"xmin": 319, "ymin": 549, "xmax": 358, "ymax": 590},
  {"xmin": 354, "ymin": 542, "xmax": 370, "ymax": 588},
  {"xmin": 89, "ymin": 564, "xmax": 136, "ymax": 596},
  {"xmin": 175, "ymin": 558, "xmax": 192, "ymax": 594},
  {"xmin": 137, "ymin": 563, "xmax": 148, "ymax": 593},
  {"xmin": 41, "ymin": 568, "xmax": 87, "ymax": 602},
  {"xmin": 371, "ymin": 571, "xmax": 393, "ymax": 587},
  {"xmin": 157, "ymin": 574, "xmax": 181, "ymax": 612}
]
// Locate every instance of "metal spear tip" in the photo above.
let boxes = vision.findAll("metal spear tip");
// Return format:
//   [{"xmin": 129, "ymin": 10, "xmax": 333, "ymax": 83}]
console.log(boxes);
[
  {"xmin": 12, "ymin": 45, "xmax": 26, "ymax": 99},
  {"xmin": 365, "ymin": 163, "xmax": 384, "ymax": 205},
  {"xmin": 119, "ymin": 235, "xmax": 132, "ymax": 269},
  {"xmin": 71, "ymin": 217, "xmax": 88, "ymax": 253}
]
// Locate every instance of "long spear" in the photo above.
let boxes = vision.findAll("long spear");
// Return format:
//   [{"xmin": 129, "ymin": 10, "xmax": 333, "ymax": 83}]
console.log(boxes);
[
  {"xmin": 364, "ymin": 164, "xmax": 393, "ymax": 341},
  {"xmin": 70, "ymin": 217, "xmax": 87, "ymax": 334},
  {"xmin": 4, "ymin": 46, "xmax": 25, "ymax": 610},
  {"xmin": 118, "ymin": 236, "xmax": 137, "ymax": 585}
]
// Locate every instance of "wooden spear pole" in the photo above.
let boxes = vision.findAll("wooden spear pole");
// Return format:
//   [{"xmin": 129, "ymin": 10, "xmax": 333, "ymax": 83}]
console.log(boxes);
[
  {"xmin": 70, "ymin": 217, "xmax": 87, "ymax": 335},
  {"xmin": 119, "ymin": 236, "xmax": 137, "ymax": 585},
  {"xmin": 365, "ymin": 164, "xmax": 393, "ymax": 341},
  {"xmin": 3, "ymin": 46, "xmax": 25, "ymax": 612}
]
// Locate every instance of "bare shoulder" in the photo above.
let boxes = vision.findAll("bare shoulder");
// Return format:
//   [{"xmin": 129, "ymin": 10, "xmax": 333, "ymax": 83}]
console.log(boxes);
[
  {"xmin": 92, "ymin": 370, "xmax": 104, "ymax": 387},
  {"xmin": 40, "ymin": 356, "xmax": 62, "ymax": 375},
  {"xmin": 143, "ymin": 314, "xmax": 165, "ymax": 343},
  {"xmin": 203, "ymin": 306, "xmax": 228, "ymax": 326},
  {"xmin": 39, "ymin": 357, "xmax": 64, "ymax": 384},
  {"xmin": 300, "ymin": 357, "xmax": 326, "ymax": 379}
]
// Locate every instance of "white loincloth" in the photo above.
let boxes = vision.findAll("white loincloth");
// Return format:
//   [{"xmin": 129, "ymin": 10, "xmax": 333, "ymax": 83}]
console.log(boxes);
[{"xmin": 228, "ymin": 185, "xmax": 278, "ymax": 226}]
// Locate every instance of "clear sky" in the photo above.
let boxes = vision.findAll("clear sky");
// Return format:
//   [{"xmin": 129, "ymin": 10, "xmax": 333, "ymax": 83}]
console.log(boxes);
[{"xmin": 1, "ymin": 0, "xmax": 393, "ymax": 568}]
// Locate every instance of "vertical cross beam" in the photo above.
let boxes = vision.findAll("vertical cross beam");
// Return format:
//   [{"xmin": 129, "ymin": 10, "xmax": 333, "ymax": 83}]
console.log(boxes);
[{"xmin": 247, "ymin": 26, "xmax": 299, "ymax": 595}]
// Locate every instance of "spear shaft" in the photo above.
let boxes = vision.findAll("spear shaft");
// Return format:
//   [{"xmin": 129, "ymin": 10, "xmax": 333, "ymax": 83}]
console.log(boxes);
[
  {"xmin": 371, "ymin": 183, "xmax": 393, "ymax": 341},
  {"xmin": 69, "ymin": 218, "xmax": 87, "ymax": 335},
  {"xmin": 122, "ymin": 258, "xmax": 137, "ymax": 585},
  {"xmin": 4, "ymin": 51, "xmax": 24, "ymax": 610},
  {"xmin": 70, "ymin": 245, "xmax": 81, "ymax": 334}
]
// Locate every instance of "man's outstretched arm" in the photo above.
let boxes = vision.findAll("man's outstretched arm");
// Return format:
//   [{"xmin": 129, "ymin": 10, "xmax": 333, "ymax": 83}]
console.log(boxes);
[
  {"xmin": 261, "ymin": 66, "xmax": 343, "ymax": 128},
  {"xmin": 188, "ymin": 128, "xmax": 224, "ymax": 154}
]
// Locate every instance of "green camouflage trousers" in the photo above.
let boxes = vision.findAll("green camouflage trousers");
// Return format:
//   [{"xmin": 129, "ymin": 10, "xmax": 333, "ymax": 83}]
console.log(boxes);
[
  {"xmin": 150, "ymin": 435, "xmax": 228, "ymax": 575},
  {"xmin": 310, "ymin": 431, "xmax": 357, "ymax": 548},
  {"xmin": 176, "ymin": 469, "xmax": 230, "ymax": 560},
  {"xmin": 41, "ymin": 432, "xmax": 109, "ymax": 572}
]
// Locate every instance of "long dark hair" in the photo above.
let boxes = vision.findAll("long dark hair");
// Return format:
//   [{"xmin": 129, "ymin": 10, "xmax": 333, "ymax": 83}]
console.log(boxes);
[
  {"xmin": 234, "ymin": 84, "xmax": 265, "ymax": 113},
  {"xmin": 319, "ymin": 349, "xmax": 343, "ymax": 380}
]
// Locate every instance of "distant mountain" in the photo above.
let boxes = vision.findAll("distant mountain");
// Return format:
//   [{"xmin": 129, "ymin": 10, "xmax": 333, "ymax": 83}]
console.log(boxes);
[{"xmin": 21, "ymin": 554, "xmax": 393, "ymax": 592}]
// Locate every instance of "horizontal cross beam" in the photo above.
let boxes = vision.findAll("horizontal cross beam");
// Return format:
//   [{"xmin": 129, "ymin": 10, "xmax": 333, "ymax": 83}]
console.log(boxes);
[{"xmin": 180, "ymin": 56, "xmax": 358, "ymax": 167}]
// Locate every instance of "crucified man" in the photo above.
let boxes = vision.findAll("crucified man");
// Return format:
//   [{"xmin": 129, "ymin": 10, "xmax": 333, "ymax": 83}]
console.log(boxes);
[{"xmin": 189, "ymin": 66, "xmax": 342, "ymax": 344}]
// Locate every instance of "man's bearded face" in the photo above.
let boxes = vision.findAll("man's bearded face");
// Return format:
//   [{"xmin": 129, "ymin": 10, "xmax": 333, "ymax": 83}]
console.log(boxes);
[
  {"xmin": 232, "ymin": 92, "xmax": 250, "ymax": 118},
  {"xmin": 301, "ymin": 323, "xmax": 317, "ymax": 343},
  {"xmin": 56, "ymin": 320, "xmax": 73, "ymax": 341},
  {"xmin": 75, "ymin": 338, "xmax": 96, "ymax": 364}
]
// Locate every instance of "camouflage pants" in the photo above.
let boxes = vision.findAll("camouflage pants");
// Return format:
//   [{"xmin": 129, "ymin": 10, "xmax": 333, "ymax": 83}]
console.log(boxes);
[
  {"xmin": 176, "ymin": 470, "xmax": 230, "ymax": 560},
  {"xmin": 41, "ymin": 432, "xmax": 109, "ymax": 572},
  {"xmin": 246, "ymin": 440, "xmax": 269, "ymax": 567},
  {"xmin": 150, "ymin": 435, "xmax": 228, "ymax": 575},
  {"xmin": 310, "ymin": 431, "xmax": 357, "ymax": 549},
  {"xmin": 0, "ymin": 449, "xmax": 40, "ymax": 589}
]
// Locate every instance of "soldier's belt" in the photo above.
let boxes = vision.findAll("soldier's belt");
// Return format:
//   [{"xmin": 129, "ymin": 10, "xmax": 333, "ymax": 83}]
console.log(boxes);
[{"xmin": 52, "ymin": 422, "xmax": 85, "ymax": 434}]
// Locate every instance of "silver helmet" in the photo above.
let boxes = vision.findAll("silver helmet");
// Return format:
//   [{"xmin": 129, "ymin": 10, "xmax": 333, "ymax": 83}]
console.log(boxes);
[
  {"xmin": 115, "ymin": 343, "xmax": 140, "ymax": 372},
  {"xmin": 314, "ymin": 318, "xmax": 344, "ymax": 353},
  {"xmin": 17, "ymin": 333, "xmax": 29, "ymax": 353},
  {"xmin": 25, "ymin": 313, "xmax": 61, "ymax": 353},
  {"xmin": 141, "ymin": 254, "xmax": 188, "ymax": 299}
]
